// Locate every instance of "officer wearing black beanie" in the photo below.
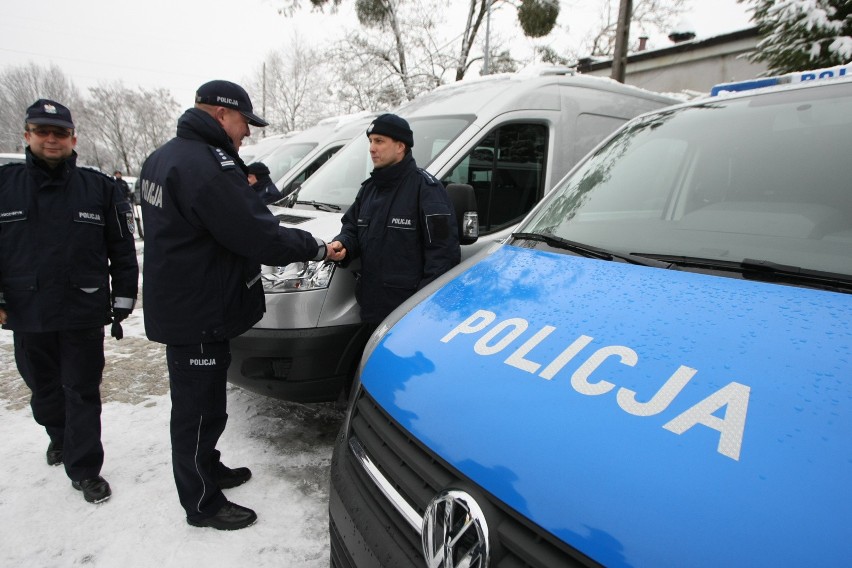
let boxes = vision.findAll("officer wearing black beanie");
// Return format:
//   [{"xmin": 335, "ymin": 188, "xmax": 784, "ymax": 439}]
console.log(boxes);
[
  {"xmin": 247, "ymin": 161, "xmax": 283, "ymax": 205},
  {"xmin": 365, "ymin": 113, "xmax": 414, "ymax": 148},
  {"xmin": 330, "ymin": 113, "xmax": 460, "ymax": 361}
]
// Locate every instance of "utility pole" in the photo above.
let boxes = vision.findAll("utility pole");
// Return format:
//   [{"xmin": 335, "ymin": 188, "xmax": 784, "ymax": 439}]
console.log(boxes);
[
  {"xmin": 483, "ymin": 0, "xmax": 492, "ymax": 75},
  {"xmin": 262, "ymin": 62, "xmax": 267, "ymax": 138},
  {"xmin": 611, "ymin": 0, "xmax": 632, "ymax": 83}
]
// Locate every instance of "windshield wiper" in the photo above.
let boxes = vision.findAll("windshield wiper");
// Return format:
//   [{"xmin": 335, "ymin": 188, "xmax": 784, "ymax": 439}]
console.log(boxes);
[
  {"xmin": 631, "ymin": 253, "xmax": 852, "ymax": 293},
  {"xmin": 296, "ymin": 200, "xmax": 341, "ymax": 212},
  {"xmin": 511, "ymin": 233, "xmax": 674, "ymax": 268},
  {"xmin": 740, "ymin": 258, "xmax": 852, "ymax": 291}
]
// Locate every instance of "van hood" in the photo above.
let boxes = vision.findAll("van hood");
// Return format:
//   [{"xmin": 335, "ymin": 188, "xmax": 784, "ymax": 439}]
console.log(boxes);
[
  {"xmin": 269, "ymin": 205, "xmax": 342, "ymax": 241},
  {"xmin": 359, "ymin": 244, "xmax": 852, "ymax": 568}
]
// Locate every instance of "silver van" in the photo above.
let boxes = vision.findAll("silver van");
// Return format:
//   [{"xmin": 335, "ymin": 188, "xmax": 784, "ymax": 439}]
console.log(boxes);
[
  {"xmin": 227, "ymin": 67, "xmax": 681, "ymax": 402},
  {"xmin": 243, "ymin": 112, "xmax": 379, "ymax": 200}
]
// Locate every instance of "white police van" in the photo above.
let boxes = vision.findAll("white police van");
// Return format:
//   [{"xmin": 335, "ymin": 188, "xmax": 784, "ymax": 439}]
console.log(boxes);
[
  {"xmin": 227, "ymin": 67, "xmax": 679, "ymax": 402},
  {"xmin": 245, "ymin": 112, "xmax": 379, "ymax": 201},
  {"xmin": 328, "ymin": 65, "xmax": 852, "ymax": 567}
]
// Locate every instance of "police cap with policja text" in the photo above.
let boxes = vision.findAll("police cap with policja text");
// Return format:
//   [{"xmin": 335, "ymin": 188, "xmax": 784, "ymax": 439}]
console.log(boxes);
[
  {"xmin": 195, "ymin": 80, "xmax": 269, "ymax": 127},
  {"xmin": 25, "ymin": 99, "xmax": 75, "ymax": 130}
]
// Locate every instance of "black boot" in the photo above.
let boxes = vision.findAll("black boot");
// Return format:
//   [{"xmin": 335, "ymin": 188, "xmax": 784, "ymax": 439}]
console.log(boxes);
[
  {"xmin": 187, "ymin": 502, "xmax": 257, "ymax": 530},
  {"xmin": 215, "ymin": 464, "xmax": 252, "ymax": 489},
  {"xmin": 72, "ymin": 476, "xmax": 112, "ymax": 503},
  {"xmin": 46, "ymin": 441, "xmax": 63, "ymax": 466}
]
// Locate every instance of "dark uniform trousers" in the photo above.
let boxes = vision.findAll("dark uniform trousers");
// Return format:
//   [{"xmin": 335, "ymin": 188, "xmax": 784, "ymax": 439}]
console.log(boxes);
[
  {"xmin": 166, "ymin": 340, "xmax": 231, "ymax": 522},
  {"xmin": 13, "ymin": 327, "xmax": 106, "ymax": 481}
]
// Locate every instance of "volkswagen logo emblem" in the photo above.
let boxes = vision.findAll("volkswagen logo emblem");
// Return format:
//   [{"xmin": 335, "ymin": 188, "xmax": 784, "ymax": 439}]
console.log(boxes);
[{"xmin": 422, "ymin": 489, "xmax": 490, "ymax": 568}]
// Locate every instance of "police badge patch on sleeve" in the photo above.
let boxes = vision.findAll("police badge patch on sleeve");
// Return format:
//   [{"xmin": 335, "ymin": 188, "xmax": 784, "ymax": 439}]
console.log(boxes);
[{"xmin": 115, "ymin": 201, "xmax": 135, "ymax": 237}]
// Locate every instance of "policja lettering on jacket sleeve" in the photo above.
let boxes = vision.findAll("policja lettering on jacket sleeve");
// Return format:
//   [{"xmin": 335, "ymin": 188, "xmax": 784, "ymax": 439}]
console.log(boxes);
[
  {"xmin": 441, "ymin": 309, "xmax": 751, "ymax": 461},
  {"xmin": 140, "ymin": 179, "xmax": 163, "ymax": 208}
]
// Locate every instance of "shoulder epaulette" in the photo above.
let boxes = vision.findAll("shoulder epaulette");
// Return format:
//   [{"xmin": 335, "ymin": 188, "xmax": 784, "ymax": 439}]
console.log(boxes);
[
  {"xmin": 417, "ymin": 168, "xmax": 439, "ymax": 186},
  {"xmin": 208, "ymin": 146, "xmax": 237, "ymax": 170},
  {"xmin": 79, "ymin": 166, "xmax": 115, "ymax": 181}
]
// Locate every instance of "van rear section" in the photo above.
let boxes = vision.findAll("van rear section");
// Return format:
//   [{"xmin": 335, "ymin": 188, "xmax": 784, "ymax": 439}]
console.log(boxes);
[{"xmin": 227, "ymin": 68, "xmax": 680, "ymax": 402}]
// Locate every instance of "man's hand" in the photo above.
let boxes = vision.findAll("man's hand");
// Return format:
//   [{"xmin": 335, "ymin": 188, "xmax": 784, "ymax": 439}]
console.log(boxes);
[
  {"xmin": 111, "ymin": 308, "xmax": 131, "ymax": 340},
  {"xmin": 112, "ymin": 308, "xmax": 131, "ymax": 323},
  {"xmin": 0, "ymin": 308, "xmax": 7, "ymax": 326},
  {"xmin": 327, "ymin": 241, "xmax": 347, "ymax": 262}
]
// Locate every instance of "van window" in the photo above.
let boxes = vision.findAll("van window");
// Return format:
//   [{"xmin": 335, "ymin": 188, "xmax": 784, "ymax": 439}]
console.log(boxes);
[
  {"xmin": 261, "ymin": 142, "xmax": 317, "ymax": 183},
  {"xmin": 281, "ymin": 146, "xmax": 342, "ymax": 195},
  {"xmin": 442, "ymin": 123, "xmax": 548, "ymax": 233}
]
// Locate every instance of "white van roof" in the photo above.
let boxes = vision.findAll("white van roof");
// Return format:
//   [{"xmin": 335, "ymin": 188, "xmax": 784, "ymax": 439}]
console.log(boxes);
[{"xmin": 398, "ymin": 65, "xmax": 676, "ymax": 120}]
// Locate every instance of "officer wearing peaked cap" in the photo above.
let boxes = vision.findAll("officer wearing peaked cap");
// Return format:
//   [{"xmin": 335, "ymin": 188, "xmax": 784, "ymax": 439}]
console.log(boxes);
[
  {"xmin": 139, "ymin": 80, "xmax": 344, "ymax": 531},
  {"xmin": 0, "ymin": 99, "xmax": 139, "ymax": 505}
]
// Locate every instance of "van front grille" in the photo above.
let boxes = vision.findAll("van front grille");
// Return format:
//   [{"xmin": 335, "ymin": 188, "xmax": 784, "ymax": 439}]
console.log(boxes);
[{"xmin": 346, "ymin": 389, "xmax": 600, "ymax": 568}]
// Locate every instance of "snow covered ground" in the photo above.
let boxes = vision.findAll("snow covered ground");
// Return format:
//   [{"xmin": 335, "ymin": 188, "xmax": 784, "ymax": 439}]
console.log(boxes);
[{"xmin": 0, "ymin": 239, "xmax": 344, "ymax": 567}]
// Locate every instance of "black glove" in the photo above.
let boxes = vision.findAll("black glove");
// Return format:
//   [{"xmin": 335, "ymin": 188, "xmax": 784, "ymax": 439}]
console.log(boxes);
[{"xmin": 111, "ymin": 308, "xmax": 131, "ymax": 340}]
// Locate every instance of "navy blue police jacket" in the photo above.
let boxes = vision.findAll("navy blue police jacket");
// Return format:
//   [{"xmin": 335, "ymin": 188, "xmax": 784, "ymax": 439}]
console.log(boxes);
[
  {"xmin": 139, "ymin": 108, "xmax": 326, "ymax": 346},
  {"xmin": 251, "ymin": 175, "xmax": 284, "ymax": 205},
  {"xmin": 334, "ymin": 152, "xmax": 460, "ymax": 324},
  {"xmin": 0, "ymin": 150, "xmax": 138, "ymax": 332}
]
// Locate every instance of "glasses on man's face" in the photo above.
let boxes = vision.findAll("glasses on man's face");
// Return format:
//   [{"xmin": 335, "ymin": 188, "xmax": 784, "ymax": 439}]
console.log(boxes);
[{"xmin": 27, "ymin": 127, "xmax": 73, "ymax": 139}]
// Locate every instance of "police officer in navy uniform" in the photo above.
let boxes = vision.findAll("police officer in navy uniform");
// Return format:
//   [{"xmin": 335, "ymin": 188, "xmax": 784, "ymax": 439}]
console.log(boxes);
[
  {"xmin": 0, "ymin": 99, "xmax": 138, "ymax": 504},
  {"xmin": 246, "ymin": 161, "xmax": 283, "ymax": 206},
  {"xmin": 139, "ymin": 80, "xmax": 344, "ymax": 531},
  {"xmin": 330, "ymin": 113, "xmax": 460, "ymax": 341},
  {"xmin": 113, "ymin": 170, "xmax": 134, "ymax": 204}
]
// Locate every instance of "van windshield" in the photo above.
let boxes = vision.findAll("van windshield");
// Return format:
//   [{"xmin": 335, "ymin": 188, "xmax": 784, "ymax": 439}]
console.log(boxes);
[
  {"xmin": 521, "ymin": 82, "xmax": 852, "ymax": 277},
  {"xmin": 293, "ymin": 116, "xmax": 473, "ymax": 210},
  {"xmin": 255, "ymin": 142, "xmax": 317, "ymax": 183}
]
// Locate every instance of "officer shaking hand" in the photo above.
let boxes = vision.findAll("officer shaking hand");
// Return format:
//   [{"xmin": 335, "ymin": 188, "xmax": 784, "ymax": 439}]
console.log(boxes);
[
  {"xmin": 330, "ymin": 114, "xmax": 461, "ymax": 398},
  {"xmin": 139, "ymin": 80, "xmax": 341, "ymax": 532}
]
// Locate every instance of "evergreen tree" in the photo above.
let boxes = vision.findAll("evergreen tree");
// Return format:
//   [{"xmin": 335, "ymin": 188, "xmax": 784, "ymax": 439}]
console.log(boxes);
[{"xmin": 739, "ymin": 0, "xmax": 852, "ymax": 74}]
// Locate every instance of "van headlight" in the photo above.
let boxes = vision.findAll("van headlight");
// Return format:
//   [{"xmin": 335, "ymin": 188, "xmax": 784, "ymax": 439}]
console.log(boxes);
[{"xmin": 261, "ymin": 260, "xmax": 335, "ymax": 292}]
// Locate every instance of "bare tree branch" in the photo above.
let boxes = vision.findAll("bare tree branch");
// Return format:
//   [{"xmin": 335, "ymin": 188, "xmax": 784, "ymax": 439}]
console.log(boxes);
[{"xmin": 0, "ymin": 63, "xmax": 81, "ymax": 153}]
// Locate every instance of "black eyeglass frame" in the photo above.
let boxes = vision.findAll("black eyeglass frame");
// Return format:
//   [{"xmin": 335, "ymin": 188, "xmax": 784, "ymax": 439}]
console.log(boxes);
[{"xmin": 26, "ymin": 126, "xmax": 74, "ymax": 139}]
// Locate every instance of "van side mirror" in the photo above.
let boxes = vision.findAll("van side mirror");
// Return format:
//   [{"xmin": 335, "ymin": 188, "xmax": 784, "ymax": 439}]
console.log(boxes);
[{"xmin": 446, "ymin": 183, "xmax": 479, "ymax": 245}]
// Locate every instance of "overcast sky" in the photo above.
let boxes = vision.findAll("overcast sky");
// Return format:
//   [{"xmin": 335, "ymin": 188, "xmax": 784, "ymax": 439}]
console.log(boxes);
[{"xmin": 0, "ymin": 0, "xmax": 752, "ymax": 107}]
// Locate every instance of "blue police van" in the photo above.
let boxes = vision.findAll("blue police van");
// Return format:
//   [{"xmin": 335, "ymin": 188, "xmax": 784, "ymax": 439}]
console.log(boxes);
[{"xmin": 328, "ymin": 65, "xmax": 852, "ymax": 567}]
